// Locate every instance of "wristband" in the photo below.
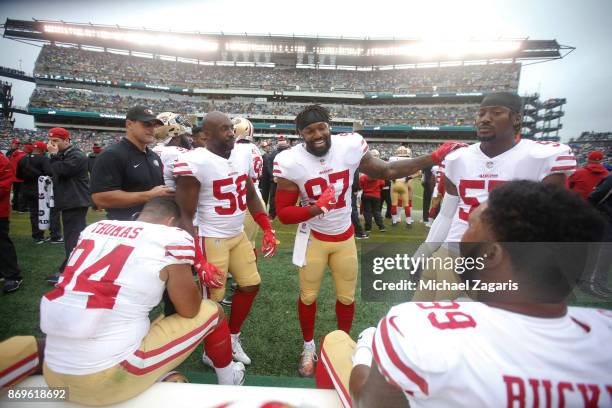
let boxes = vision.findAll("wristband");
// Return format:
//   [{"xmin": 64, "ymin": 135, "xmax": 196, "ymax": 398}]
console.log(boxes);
[{"xmin": 352, "ymin": 345, "xmax": 373, "ymax": 367}]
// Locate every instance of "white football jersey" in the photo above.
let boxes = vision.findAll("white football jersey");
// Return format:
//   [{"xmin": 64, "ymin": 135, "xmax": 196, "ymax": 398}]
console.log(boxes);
[
  {"xmin": 274, "ymin": 133, "xmax": 368, "ymax": 236},
  {"xmin": 374, "ymin": 302, "xmax": 612, "ymax": 408},
  {"xmin": 243, "ymin": 141, "xmax": 264, "ymax": 198},
  {"xmin": 173, "ymin": 144, "xmax": 252, "ymax": 238},
  {"xmin": 152, "ymin": 144, "xmax": 190, "ymax": 189},
  {"xmin": 40, "ymin": 220, "xmax": 195, "ymax": 375},
  {"xmin": 443, "ymin": 139, "xmax": 576, "ymax": 243},
  {"xmin": 431, "ymin": 165, "xmax": 442, "ymax": 198}
]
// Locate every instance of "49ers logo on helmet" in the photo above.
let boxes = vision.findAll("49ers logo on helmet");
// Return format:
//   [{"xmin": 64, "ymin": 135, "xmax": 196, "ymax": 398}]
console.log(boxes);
[{"xmin": 232, "ymin": 117, "xmax": 254, "ymax": 142}]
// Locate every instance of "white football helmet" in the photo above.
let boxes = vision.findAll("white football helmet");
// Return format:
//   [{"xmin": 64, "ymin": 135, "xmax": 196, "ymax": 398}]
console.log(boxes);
[
  {"xmin": 232, "ymin": 117, "xmax": 254, "ymax": 142},
  {"xmin": 395, "ymin": 146, "xmax": 412, "ymax": 157}
]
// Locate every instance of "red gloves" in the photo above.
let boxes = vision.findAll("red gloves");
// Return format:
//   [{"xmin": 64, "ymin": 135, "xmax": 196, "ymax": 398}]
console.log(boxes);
[
  {"xmin": 194, "ymin": 239, "xmax": 224, "ymax": 289},
  {"xmin": 431, "ymin": 141, "xmax": 467, "ymax": 164},
  {"xmin": 253, "ymin": 212, "xmax": 277, "ymax": 258},
  {"xmin": 315, "ymin": 184, "xmax": 337, "ymax": 214}
]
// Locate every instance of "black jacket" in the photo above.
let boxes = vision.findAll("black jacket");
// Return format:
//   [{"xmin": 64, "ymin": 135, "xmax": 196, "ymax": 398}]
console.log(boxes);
[
  {"xmin": 49, "ymin": 146, "xmax": 90, "ymax": 210},
  {"xmin": 16, "ymin": 153, "xmax": 53, "ymax": 196},
  {"xmin": 589, "ymin": 173, "xmax": 612, "ymax": 226}
]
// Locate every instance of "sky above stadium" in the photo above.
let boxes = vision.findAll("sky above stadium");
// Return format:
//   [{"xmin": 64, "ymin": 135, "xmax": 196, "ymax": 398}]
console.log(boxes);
[{"xmin": 1, "ymin": 0, "xmax": 611, "ymax": 141}]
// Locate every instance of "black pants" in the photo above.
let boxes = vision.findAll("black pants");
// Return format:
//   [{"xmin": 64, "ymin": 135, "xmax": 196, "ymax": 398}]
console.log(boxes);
[
  {"xmin": 422, "ymin": 184, "xmax": 433, "ymax": 223},
  {"xmin": 0, "ymin": 218, "xmax": 21, "ymax": 280},
  {"xmin": 351, "ymin": 192, "xmax": 365, "ymax": 236},
  {"xmin": 260, "ymin": 179, "xmax": 271, "ymax": 208},
  {"xmin": 268, "ymin": 182, "xmax": 278, "ymax": 218},
  {"xmin": 363, "ymin": 195, "xmax": 385, "ymax": 231},
  {"xmin": 58, "ymin": 207, "xmax": 88, "ymax": 272},
  {"xmin": 11, "ymin": 182, "xmax": 27, "ymax": 212},
  {"xmin": 24, "ymin": 191, "xmax": 62, "ymax": 240},
  {"xmin": 591, "ymin": 226, "xmax": 612, "ymax": 288},
  {"xmin": 381, "ymin": 188, "xmax": 392, "ymax": 219}
]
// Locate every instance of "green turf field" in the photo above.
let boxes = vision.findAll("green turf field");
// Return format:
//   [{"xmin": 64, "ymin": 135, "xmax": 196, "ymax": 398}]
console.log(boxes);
[{"xmin": 1, "ymin": 181, "xmax": 609, "ymax": 386}]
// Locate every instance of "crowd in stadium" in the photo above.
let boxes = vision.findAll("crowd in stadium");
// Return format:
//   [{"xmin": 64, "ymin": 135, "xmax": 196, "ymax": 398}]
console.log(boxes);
[
  {"xmin": 35, "ymin": 45, "xmax": 520, "ymax": 93},
  {"xmin": 569, "ymin": 131, "xmax": 612, "ymax": 165},
  {"xmin": 29, "ymin": 87, "xmax": 478, "ymax": 126}
]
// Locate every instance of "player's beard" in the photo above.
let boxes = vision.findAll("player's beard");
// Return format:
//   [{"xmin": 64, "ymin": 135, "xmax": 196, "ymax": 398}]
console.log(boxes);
[
  {"xmin": 306, "ymin": 136, "xmax": 331, "ymax": 157},
  {"xmin": 476, "ymin": 133, "xmax": 497, "ymax": 142}
]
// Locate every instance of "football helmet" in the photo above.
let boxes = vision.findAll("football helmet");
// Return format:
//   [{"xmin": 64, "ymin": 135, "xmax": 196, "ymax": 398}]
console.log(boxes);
[
  {"xmin": 154, "ymin": 124, "xmax": 185, "ymax": 145},
  {"xmin": 395, "ymin": 145, "xmax": 412, "ymax": 157},
  {"xmin": 232, "ymin": 117, "xmax": 254, "ymax": 142}
]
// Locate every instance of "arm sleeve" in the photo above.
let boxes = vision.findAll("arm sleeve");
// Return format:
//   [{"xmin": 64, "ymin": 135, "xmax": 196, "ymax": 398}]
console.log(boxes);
[
  {"xmin": 276, "ymin": 189, "xmax": 315, "ymax": 224},
  {"xmin": 90, "ymin": 150, "xmax": 125, "ymax": 193},
  {"xmin": 414, "ymin": 193, "xmax": 460, "ymax": 258}
]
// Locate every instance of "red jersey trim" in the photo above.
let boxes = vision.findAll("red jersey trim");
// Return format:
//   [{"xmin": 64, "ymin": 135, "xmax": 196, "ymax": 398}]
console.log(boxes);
[{"xmin": 311, "ymin": 225, "xmax": 354, "ymax": 242}]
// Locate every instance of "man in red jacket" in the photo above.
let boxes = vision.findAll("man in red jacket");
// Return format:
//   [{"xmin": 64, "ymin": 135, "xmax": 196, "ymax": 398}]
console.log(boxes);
[
  {"xmin": 8, "ymin": 140, "xmax": 28, "ymax": 212},
  {"xmin": 359, "ymin": 170, "xmax": 386, "ymax": 234},
  {"xmin": 568, "ymin": 151, "xmax": 609, "ymax": 200},
  {"xmin": 0, "ymin": 151, "xmax": 24, "ymax": 293}
]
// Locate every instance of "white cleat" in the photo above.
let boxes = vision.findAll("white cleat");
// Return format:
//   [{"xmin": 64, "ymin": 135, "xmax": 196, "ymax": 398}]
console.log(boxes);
[
  {"xmin": 230, "ymin": 361, "xmax": 246, "ymax": 386},
  {"xmin": 232, "ymin": 333, "xmax": 252, "ymax": 365}
]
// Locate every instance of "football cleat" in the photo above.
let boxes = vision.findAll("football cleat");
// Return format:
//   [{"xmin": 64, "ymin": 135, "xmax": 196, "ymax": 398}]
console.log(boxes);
[
  {"xmin": 232, "ymin": 333, "xmax": 251, "ymax": 365},
  {"xmin": 230, "ymin": 361, "xmax": 246, "ymax": 386},
  {"xmin": 232, "ymin": 117, "xmax": 255, "ymax": 143},
  {"xmin": 298, "ymin": 344, "xmax": 318, "ymax": 377}
]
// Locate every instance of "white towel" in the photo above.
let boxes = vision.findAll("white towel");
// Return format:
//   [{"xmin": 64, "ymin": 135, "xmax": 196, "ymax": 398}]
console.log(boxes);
[
  {"xmin": 37, "ymin": 176, "xmax": 55, "ymax": 231},
  {"xmin": 292, "ymin": 222, "xmax": 311, "ymax": 267}
]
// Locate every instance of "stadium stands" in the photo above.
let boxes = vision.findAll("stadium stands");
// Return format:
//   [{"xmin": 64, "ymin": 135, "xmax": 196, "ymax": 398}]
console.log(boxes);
[
  {"xmin": 29, "ymin": 86, "xmax": 479, "ymax": 127},
  {"xmin": 35, "ymin": 45, "xmax": 520, "ymax": 94},
  {"xmin": 569, "ymin": 131, "xmax": 612, "ymax": 165}
]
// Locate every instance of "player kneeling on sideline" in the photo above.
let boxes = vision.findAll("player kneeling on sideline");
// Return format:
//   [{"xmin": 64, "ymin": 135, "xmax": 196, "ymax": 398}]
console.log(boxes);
[
  {"xmin": 174, "ymin": 111, "xmax": 277, "ymax": 368},
  {"xmin": 317, "ymin": 181, "xmax": 612, "ymax": 408},
  {"xmin": 274, "ymin": 104, "xmax": 465, "ymax": 377},
  {"xmin": 0, "ymin": 198, "xmax": 244, "ymax": 405}
]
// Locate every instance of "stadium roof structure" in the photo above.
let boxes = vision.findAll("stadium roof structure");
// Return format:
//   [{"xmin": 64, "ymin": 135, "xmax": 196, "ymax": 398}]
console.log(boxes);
[{"xmin": 2, "ymin": 18, "xmax": 574, "ymax": 68}]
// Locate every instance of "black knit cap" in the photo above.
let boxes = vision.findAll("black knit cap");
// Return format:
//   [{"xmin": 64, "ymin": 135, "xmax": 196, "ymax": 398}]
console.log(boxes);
[{"xmin": 480, "ymin": 92, "xmax": 523, "ymax": 114}]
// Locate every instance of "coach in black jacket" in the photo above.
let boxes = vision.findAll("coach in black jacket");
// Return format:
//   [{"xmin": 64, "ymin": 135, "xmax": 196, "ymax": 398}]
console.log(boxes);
[
  {"xmin": 47, "ymin": 127, "xmax": 90, "ymax": 282},
  {"xmin": 16, "ymin": 142, "xmax": 62, "ymax": 243}
]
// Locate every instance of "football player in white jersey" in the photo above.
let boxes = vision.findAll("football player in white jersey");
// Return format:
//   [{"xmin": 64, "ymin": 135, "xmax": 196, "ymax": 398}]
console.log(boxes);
[
  {"xmin": 388, "ymin": 146, "xmax": 421, "ymax": 226},
  {"xmin": 152, "ymin": 115, "xmax": 192, "ymax": 189},
  {"xmin": 318, "ymin": 181, "xmax": 612, "ymax": 408},
  {"xmin": 174, "ymin": 111, "xmax": 277, "ymax": 368},
  {"xmin": 0, "ymin": 198, "xmax": 245, "ymax": 403},
  {"xmin": 273, "ymin": 104, "xmax": 465, "ymax": 377},
  {"xmin": 232, "ymin": 117, "xmax": 266, "ymax": 249},
  {"xmin": 414, "ymin": 92, "xmax": 577, "ymax": 301}
]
